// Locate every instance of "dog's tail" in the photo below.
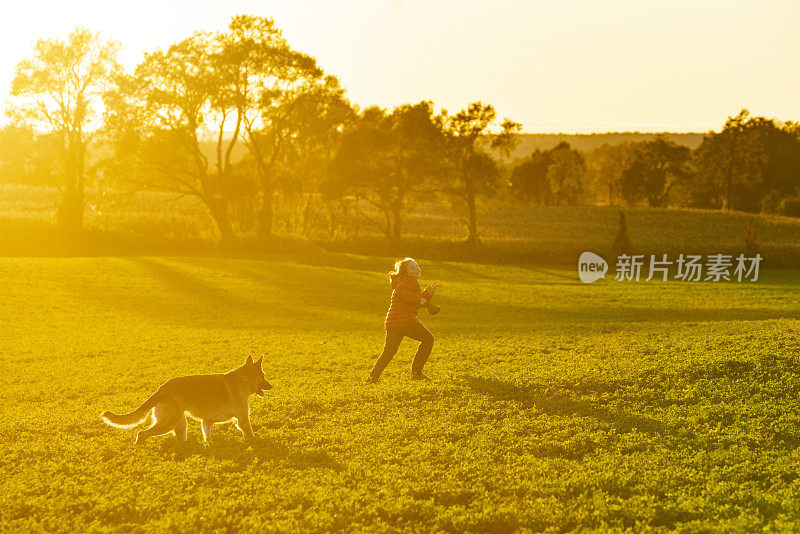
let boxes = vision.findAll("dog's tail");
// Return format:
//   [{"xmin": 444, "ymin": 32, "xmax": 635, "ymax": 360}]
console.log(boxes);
[{"xmin": 101, "ymin": 391, "xmax": 161, "ymax": 428}]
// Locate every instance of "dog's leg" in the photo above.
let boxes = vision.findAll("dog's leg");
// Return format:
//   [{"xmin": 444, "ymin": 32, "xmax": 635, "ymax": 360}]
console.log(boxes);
[
  {"xmin": 201, "ymin": 420, "xmax": 214, "ymax": 442},
  {"xmin": 174, "ymin": 412, "xmax": 187, "ymax": 442},
  {"xmin": 136, "ymin": 403, "xmax": 179, "ymax": 445},
  {"xmin": 235, "ymin": 414, "xmax": 255, "ymax": 440}
]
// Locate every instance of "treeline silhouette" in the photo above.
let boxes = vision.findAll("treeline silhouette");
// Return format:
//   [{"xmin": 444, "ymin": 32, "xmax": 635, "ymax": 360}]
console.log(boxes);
[
  {"xmin": 1, "ymin": 17, "xmax": 799, "ymax": 248},
  {"xmin": 509, "ymin": 132, "xmax": 705, "ymax": 158}
]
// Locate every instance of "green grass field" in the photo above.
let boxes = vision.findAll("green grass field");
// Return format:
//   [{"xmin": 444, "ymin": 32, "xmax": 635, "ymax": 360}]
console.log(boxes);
[{"xmin": 3, "ymin": 254, "xmax": 800, "ymax": 532}]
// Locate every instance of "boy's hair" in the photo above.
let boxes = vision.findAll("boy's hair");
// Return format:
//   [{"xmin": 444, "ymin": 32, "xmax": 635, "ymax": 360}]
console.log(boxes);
[{"xmin": 389, "ymin": 257, "xmax": 416, "ymax": 279}]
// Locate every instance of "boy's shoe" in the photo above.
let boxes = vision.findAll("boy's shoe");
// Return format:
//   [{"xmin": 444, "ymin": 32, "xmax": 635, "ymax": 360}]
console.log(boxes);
[
  {"xmin": 411, "ymin": 372, "xmax": 429, "ymax": 381},
  {"xmin": 366, "ymin": 374, "xmax": 379, "ymax": 384}
]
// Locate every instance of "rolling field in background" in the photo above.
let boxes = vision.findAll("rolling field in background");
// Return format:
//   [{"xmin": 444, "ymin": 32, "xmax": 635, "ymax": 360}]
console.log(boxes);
[
  {"xmin": 2, "ymin": 184, "xmax": 800, "ymax": 266},
  {"xmin": 3, "ymin": 254, "xmax": 800, "ymax": 531}
]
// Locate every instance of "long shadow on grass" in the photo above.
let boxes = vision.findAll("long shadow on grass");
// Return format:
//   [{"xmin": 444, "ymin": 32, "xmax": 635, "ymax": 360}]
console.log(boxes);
[
  {"xmin": 465, "ymin": 375, "xmax": 667, "ymax": 437},
  {"xmin": 129, "ymin": 256, "xmax": 390, "ymax": 328},
  {"xmin": 159, "ymin": 434, "xmax": 342, "ymax": 471},
  {"xmin": 122, "ymin": 257, "xmax": 375, "ymax": 330},
  {"xmin": 167, "ymin": 257, "xmax": 800, "ymax": 325},
  {"xmin": 442, "ymin": 263, "xmax": 578, "ymax": 284},
  {"xmin": 115, "ymin": 257, "xmax": 799, "ymax": 330}
]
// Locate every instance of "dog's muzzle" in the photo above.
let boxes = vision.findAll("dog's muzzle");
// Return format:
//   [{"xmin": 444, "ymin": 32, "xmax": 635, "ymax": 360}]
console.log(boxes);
[{"xmin": 256, "ymin": 379, "xmax": 273, "ymax": 397}]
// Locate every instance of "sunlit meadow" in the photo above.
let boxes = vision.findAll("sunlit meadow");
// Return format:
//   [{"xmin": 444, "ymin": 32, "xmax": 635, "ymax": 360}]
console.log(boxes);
[
  {"xmin": 1, "ymin": 2, "xmax": 799, "ymax": 531},
  {"xmin": 2, "ymin": 255, "xmax": 800, "ymax": 531}
]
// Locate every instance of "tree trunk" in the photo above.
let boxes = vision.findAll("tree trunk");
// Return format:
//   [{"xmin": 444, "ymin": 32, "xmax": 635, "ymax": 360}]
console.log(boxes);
[
  {"xmin": 465, "ymin": 186, "xmax": 478, "ymax": 243},
  {"xmin": 59, "ymin": 188, "xmax": 83, "ymax": 231},
  {"xmin": 257, "ymin": 185, "xmax": 274, "ymax": 241},
  {"xmin": 382, "ymin": 209, "xmax": 392, "ymax": 239},
  {"xmin": 59, "ymin": 135, "xmax": 84, "ymax": 231},
  {"xmin": 724, "ymin": 133, "xmax": 737, "ymax": 211},
  {"xmin": 724, "ymin": 165, "xmax": 733, "ymax": 211},
  {"xmin": 608, "ymin": 180, "xmax": 615, "ymax": 207},
  {"xmin": 208, "ymin": 200, "xmax": 236, "ymax": 243},
  {"xmin": 301, "ymin": 195, "xmax": 313, "ymax": 238},
  {"xmin": 76, "ymin": 138, "xmax": 86, "ymax": 219},
  {"xmin": 391, "ymin": 205, "xmax": 402, "ymax": 241}
]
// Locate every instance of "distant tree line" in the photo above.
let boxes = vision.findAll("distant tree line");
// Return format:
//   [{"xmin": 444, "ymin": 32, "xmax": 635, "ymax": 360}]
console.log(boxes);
[
  {"xmin": 1, "ymin": 18, "xmax": 799, "ymax": 246},
  {"xmin": 509, "ymin": 110, "xmax": 800, "ymax": 215}
]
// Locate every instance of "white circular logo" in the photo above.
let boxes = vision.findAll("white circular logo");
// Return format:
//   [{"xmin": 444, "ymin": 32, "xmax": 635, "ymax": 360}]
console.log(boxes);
[{"xmin": 578, "ymin": 252, "xmax": 608, "ymax": 283}]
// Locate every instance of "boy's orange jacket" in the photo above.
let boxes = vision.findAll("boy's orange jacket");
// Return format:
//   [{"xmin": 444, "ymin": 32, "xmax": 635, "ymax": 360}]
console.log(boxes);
[{"xmin": 384, "ymin": 274, "xmax": 433, "ymax": 328}]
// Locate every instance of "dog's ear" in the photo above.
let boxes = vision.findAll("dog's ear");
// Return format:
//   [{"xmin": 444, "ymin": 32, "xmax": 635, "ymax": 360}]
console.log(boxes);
[
  {"xmin": 246, "ymin": 354, "xmax": 254, "ymax": 365},
  {"xmin": 256, "ymin": 354, "xmax": 263, "ymax": 367}
]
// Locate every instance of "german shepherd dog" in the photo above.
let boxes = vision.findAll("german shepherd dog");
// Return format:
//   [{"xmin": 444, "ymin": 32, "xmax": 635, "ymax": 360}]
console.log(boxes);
[{"xmin": 101, "ymin": 355, "xmax": 272, "ymax": 444}]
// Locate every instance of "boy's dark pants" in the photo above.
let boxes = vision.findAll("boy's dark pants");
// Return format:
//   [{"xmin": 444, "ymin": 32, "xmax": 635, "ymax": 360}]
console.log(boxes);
[{"xmin": 370, "ymin": 321, "xmax": 434, "ymax": 378}]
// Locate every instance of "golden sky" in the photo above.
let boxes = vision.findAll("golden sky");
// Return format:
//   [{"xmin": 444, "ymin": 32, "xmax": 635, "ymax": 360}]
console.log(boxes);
[{"xmin": 1, "ymin": 0, "xmax": 798, "ymax": 133}]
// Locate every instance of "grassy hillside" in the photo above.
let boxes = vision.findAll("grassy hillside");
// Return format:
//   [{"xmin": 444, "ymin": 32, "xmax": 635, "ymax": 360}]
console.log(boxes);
[
  {"xmin": 379, "ymin": 203, "xmax": 800, "ymax": 264},
  {"xmin": 2, "ymin": 255, "xmax": 800, "ymax": 531}
]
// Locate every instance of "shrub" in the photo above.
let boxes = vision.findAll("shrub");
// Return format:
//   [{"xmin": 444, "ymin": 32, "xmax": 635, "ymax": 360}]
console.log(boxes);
[{"xmin": 778, "ymin": 198, "xmax": 800, "ymax": 218}]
